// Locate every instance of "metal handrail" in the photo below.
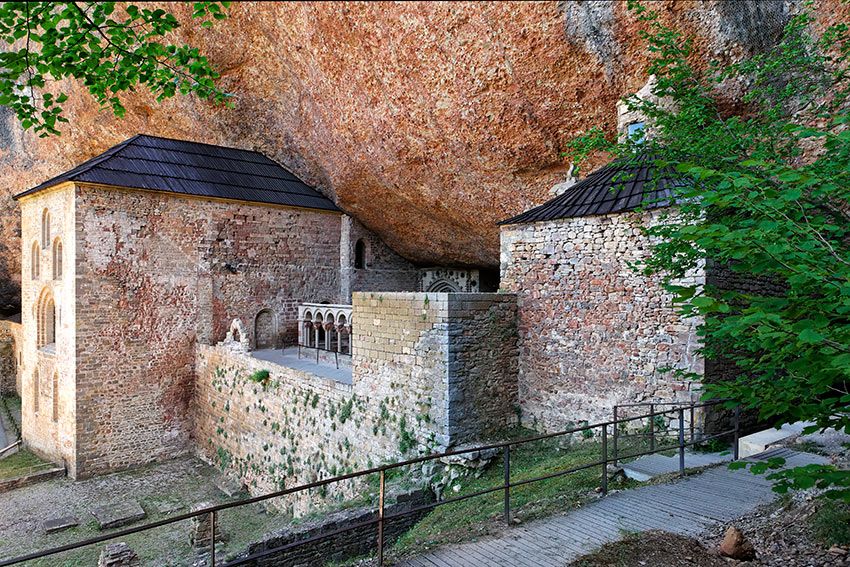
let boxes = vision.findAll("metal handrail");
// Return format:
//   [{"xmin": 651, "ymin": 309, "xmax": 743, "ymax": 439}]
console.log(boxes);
[
  {"xmin": 0, "ymin": 398, "xmax": 737, "ymax": 567},
  {"xmin": 0, "ymin": 440, "xmax": 21, "ymax": 458},
  {"xmin": 296, "ymin": 342, "xmax": 350, "ymax": 368},
  {"xmin": 611, "ymin": 398, "xmax": 734, "ymax": 466}
]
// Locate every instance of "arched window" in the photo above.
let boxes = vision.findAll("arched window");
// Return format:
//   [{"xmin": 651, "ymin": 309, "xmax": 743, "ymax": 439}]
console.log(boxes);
[
  {"xmin": 31, "ymin": 241, "xmax": 40, "ymax": 280},
  {"xmin": 52, "ymin": 239, "xmax": 63, "ymax": 279},
  {"xmin": 33, "ymin": 369, "xmax": 39, "ymax": 413},
  {"xmin": 52, "ymin": 372, "xmax": 59, "ymax": 422},
  {"xmin": 354, "ymin": 239, "xmax": 367, "ymax": 269},
  {"xmin": 37, "ymin": 291, "xmax": 56, "ymax": 349},
  {"xmin": 427, "ymin": 279, "xmax": 461, "ymax": 293},
  {"xmin": 41, "ymin": 209, "xmax": 50, "ymax": 248}
]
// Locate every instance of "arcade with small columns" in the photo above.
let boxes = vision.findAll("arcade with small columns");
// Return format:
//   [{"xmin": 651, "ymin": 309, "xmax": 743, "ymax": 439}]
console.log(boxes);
[{"xmin": 297, "ymin": 303, "xmax": 352, "ymax": 355}]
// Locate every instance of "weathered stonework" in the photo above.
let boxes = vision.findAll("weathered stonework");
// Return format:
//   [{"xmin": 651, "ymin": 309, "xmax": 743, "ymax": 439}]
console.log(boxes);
[
  {"xmin": 19, "ymin": 185, "xmax": 76, "ymax": 471},
  {"xmin": 340, "ymin": 216, "xmax": 419, "ymax": 301},
  {"xmin": 17, "ymin": 180, "xmax": 420, "ymax": 478},
  {"xmin": 0, "ymin": 316, "xmax": 22, "ymax": 395},
  {"xmin": 192, "ymin": 292, "xmax": 518, "ymax": 514},
  {"xmin": 500, "ymin": 210, "xmax": 704, "ymax": 431},
  {"xmin": 351, "ymin": 292, "xmax": 519, "ymax": 446}
]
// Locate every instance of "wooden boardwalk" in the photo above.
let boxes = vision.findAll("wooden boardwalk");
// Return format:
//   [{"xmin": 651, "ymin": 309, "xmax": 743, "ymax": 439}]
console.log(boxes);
[{"xmin": 399, "ymin": 448, "xmax": 827, "ymax": 567}]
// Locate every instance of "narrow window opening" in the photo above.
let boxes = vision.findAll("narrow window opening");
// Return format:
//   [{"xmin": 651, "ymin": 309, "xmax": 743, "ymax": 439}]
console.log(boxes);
[
  {"xmin": 33, "ymin": 370, "xmax": 39, "ymax": 413},
  {"xmin": 354, "ymin": 239, "xmax": 367, "ymax": 269},
  {"xmin": 31, "ymin": 241, "xmax": 40, "ymax": 280},
  {"xmin": 52, "ymin": 239, "xmax": 63, "ymax": 279},
  {"xmin": 52, "ymin": 372, "xmax": 59, "ymax": 422},
  {"xmin": 41, "ymin": 209, "xmax": 50, "ymax": 248}
]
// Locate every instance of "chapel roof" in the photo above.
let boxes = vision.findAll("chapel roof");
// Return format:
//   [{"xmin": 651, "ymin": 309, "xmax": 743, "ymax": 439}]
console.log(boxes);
[
  {"xmin": 498, "ymin": 153, "xmax": 687, "ymax": 225},
  {"xmin": 14, "ymin": 134, "xmax": 341, "ymax": 213}
]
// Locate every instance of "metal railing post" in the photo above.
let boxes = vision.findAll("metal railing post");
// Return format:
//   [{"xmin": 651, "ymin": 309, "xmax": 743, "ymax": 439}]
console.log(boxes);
[
  {"xmin": 210, "ymin": 510, "xmax": 217, "ymax": 567},
  {"xmin": 601, "ymin": 424, "xmax": 608, "ymax": 495},
  {"xmin": 733, "ymin": 406, "xmax": 740, "ymax": 461},
  {"xmin": 503, "ymin": 445, "xmax": 511, "ymax": 524},
  {"xmin": 649, "ymin": 404, "xmax": 655, "ymax": 452},
  {"xmin": 377, "ymin": 469, "xmax": 385, "ymax": 566},
  {"xmin": 612, "ymin": 406, "xmax": 619, "ymax": 467},
  {"xmin": 678, "ymin": 408, "xmax": 685, "ymax": 478},
  {"xmin": 690, "ymin": 404, "xmax": 695, "ymax": 444}
]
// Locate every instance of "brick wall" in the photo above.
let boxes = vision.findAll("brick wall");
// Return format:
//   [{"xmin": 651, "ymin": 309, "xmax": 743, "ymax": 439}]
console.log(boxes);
[
  {"xmin": 500, "ymin": 210, "xmax": 704, "ymax": 431},
  {"xmin": 72, "ymin": 184, "xmax": 344, "ymax": 477}
]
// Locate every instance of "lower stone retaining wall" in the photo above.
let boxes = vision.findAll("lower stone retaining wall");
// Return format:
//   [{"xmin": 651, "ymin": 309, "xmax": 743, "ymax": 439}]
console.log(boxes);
[
  {"xmin": 193, "ymin": 292, "xmax": 519, "ymax": 516},
  {"xmin": 234, "ymin": 488, "xmax": 434, "ymax": 566},
  {"xmin": 193, "ymin": 344, "xmax": 395, "ymax": 516}
]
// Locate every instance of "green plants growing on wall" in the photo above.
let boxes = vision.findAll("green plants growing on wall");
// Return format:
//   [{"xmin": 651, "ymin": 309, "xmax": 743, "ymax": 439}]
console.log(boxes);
[{"xmin": 249, "ymin": 369, "xmax": 271, "ymax": 387}]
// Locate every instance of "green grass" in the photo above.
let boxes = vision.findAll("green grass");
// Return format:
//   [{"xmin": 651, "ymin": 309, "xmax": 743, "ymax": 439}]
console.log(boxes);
[
  {"xmin": 392, "ymin": 434, "xmax": 636, "ymax": 557},
  {"xmin": 810, "ymin": 500, "xmax": 850, "ymax": 547},
  {"xmin": 0, "ymin": 449, "xmax": 53, "ymax": 480}
]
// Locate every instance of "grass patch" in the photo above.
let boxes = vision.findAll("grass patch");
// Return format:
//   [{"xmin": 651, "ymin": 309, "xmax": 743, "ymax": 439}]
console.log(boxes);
[
  {"xmin": 393, "ymin": 433, "xmax": 636, "ymax": 557},
  {"xmin": 810, "ymin": 500, "xmax": 850, "ymax": 547},
  {"xmin": 0, "ymin": 449, "xmax": 53, "ymax": 480}
]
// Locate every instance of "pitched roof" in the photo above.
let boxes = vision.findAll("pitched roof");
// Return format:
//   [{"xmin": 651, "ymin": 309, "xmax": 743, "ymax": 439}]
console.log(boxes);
[
  {"xmin": 14, "ymin": 134, "xmax": 341, "ymax": 213},
  {"xmin": 498, "ymin": 153, "xmax": 687, "ymax": 225}
]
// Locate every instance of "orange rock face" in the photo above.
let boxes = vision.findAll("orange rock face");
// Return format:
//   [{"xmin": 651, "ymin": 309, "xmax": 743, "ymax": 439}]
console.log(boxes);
[{"xmin": 0, "ymin": 0, "xmax": 841, "ymax": 312}]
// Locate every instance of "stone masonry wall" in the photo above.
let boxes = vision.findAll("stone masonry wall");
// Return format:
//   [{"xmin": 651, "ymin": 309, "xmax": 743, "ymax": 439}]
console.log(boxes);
[
  {"xmin": 0, "ymin": 317, "xmax": 21, "ymax": 395},
  {"xmin": 193, "ymin": 344, "xmax": 371, "ymax": 515},
  {"xmin": 500, "ymin": 210, "xmax": 703, "ymax": 431},
  {"xmin": 352, "ymin": 292, "xmax": 519, "ymax": 446},
  {"xmin": 193, "ymin": 292, "xmax": 518, "ymax": 513},
  {"xmin": 73, "ymin": 184, "xmax": 343, "ymax": 477},
  {"xmin": 340, "ymin": 216, "xmax": 419, "ymax": 302},
  {"xmin": 19, "ymin": 186, "xmax": 77, "ymax": 471},
  {"xmin": 446, "ymin": 294, "xmax": 519, "ymax": 442}
]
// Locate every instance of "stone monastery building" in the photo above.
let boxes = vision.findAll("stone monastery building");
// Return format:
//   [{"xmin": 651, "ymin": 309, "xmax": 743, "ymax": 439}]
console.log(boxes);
[{"xmin": 1, "ymin": 127, "xmax": 710, "ymax": 498}]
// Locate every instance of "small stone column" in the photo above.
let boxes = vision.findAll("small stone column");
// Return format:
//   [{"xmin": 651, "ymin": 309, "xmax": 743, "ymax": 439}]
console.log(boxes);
[
  {"xmin": 97, "ymin": 542, "xmax": 140, "ymax": 567},
  {"xmin": 190, "ymin": 502, "xmax": 226, "ymax": 559}
]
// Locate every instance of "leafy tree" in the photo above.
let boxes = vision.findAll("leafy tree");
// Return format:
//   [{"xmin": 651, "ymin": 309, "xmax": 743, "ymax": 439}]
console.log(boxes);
[
  {"xmin": 0, "ymin": 1, "xmax": 231, "ymax": 136},
  {"xmin": 567, "ymin": 1, "xmax": 850, "ymax": 501}
]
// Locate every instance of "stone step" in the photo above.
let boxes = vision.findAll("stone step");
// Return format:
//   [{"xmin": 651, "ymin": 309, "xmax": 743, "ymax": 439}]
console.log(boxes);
[
  {"xmin": 621, "ymin": 449, "xmax": 731, "ymax": 481},
  {"xmin": 738, "ymin": 422, "xmax": 813, "ymax": 458}
]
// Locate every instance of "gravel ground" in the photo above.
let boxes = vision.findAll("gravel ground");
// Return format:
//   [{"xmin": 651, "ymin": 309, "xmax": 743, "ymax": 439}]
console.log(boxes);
[{"xmin": 0, "ymin": 456, "xmax": 236, "ymax": 565}]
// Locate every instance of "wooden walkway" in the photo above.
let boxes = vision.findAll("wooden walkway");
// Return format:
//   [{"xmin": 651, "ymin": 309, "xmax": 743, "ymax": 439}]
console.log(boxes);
[{"xmin": 399, "ymin": 448, "xmax": 827, "ymax": 567}]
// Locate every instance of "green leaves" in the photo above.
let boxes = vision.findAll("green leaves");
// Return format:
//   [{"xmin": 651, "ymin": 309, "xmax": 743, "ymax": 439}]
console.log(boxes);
[
  {"xmin": 0, "ymin": 1, "xmax": 231, "ymax": 136},
  {"xmin": 568, "ymin": 2, "xmax": 850, "ymax": 502}
]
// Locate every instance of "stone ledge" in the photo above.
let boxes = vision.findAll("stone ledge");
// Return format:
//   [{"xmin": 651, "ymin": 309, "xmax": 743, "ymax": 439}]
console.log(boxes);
[{"xmin": 0, "ymin": 466, "xmax": 65, "ymax": 493}]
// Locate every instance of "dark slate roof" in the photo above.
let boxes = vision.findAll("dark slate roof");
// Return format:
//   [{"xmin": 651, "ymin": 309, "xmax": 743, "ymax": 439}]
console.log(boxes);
[
  {"xmin": 498, "ymin": 153, "xmax": 687, "ymax": 225},
  {"xmin": 14, "ymin": 134, "xmax": 341, "ymax": 212}
]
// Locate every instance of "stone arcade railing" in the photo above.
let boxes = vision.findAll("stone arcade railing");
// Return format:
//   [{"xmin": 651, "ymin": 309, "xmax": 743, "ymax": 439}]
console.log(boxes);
[{"xmin": 297, "ymin": 303, "xmax": 353, "ymax": 355}]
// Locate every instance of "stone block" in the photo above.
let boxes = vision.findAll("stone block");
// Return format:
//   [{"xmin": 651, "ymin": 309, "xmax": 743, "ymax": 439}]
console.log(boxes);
[
  {"xmin": 90, "ymin": 500, "xmax": 147, "ymax": 530},
  {"xmin": 43, "ymin": 515, "xmax": 78, "ymax": 534},
  {"xmin": 97, "ymin": 542, "xmax": 140, "ymax": 567}
]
